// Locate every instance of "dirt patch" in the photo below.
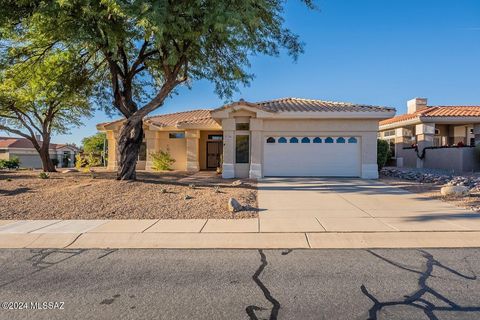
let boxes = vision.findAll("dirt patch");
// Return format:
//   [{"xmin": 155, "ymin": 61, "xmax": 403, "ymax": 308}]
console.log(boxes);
[
  {"xmin": 0, "ymin": 170, "xmax": 258, "ymax": 220},
  {"xmin": 381, "ymin": 175, "xmax": 480, "ymax": 212}
]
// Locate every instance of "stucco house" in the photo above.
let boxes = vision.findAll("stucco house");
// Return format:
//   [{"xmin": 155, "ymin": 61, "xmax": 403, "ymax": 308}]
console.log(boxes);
[
  {"xmin": 379, "ymin": 98, "xmax": 480, "ymax": 173},
  {"xmin": 97, "ymin": 98, "xmax": 395, "ymax": 179},
  {"xmin": 0, "ymin": 137, "xmax": 79, "ymax": 169}
]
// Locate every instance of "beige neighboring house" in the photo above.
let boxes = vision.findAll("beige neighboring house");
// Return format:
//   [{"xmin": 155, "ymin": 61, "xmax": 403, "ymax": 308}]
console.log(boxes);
[
  {"xmin": 379, "ymin": 98, "xmax": 480, "ymax": 173},
  {"xmin": 97, "ymin": 97, "xmax": 395, "ymax": 179},
  {"xmin": 0, "ymin": 137, "xmax": 79, "ymax": 169}
]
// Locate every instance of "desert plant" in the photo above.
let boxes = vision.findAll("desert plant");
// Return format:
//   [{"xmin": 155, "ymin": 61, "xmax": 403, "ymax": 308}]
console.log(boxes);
[
  {"xmin": 213, "ymin": 185, "xmax": 221, "ymax": 193},
  {"xmin": 377, "ymin": 139, "xmax": 391, "ymax": 170},
  {"xmin": 0, "ymin": 157, "xmax": 20, "ymax": 170},
  {"xmin": 38, "ymin": 172, "xmax": 49, "ymax": 179},
  {"xmin": 151, "ymin": 150, "xmax": 176, "ymax": 171}
]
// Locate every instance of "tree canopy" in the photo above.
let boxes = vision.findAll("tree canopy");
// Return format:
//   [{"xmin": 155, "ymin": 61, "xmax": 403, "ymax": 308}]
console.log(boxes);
[
  {"xmin": 0, "ymin": 49, "xmax": 95, "ymax": 171},
  {"xmin": 0, "ymin": 0, "xmax": 313, "ymax": 178},
  {"xmin": 82, "ymin": 132, "xmax": 106, "ymax": 154}
]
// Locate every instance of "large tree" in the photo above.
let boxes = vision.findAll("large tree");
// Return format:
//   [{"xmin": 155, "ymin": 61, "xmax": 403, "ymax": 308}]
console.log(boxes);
[
  {"xmin": 0, "ymin": 50, "xmax": 94, "ymax": 171},
  {"xmin": 1, "ymin": 0, "xmax": 312, "ymax": 180}
]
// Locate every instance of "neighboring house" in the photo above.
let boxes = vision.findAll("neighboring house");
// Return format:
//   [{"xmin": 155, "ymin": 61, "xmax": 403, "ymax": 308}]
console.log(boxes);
[
  {"xmin": 98, "ymin": 98, "xmax": 394, "ymax": 179},
  {"xmin": 379, "ymin": 98, "xmax": 480, "ymax": 173},
  {"xmin": 0, "ymin": 137, "xmax": 79, "ymax": 169}
]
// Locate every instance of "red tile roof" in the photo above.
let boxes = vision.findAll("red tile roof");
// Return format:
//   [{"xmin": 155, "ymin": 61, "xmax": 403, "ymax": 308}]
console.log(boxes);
[
  {"xmin": 216, "ymin": 97, "xmax": 394, "ymax": 113},
  {"xmin": 98, "ymin": 97, "xmax": 394, "ymax": 128},
  {"xmin": 0, "ymin": 137, "xmax": 78, "ymax": 150},
  {"xmin": 380, "ymin": 106, "xmax": 480, "ymax": 126},
  {"xmin": 255, "ymin": 97, "xmax": 394, "ymax": 113},
  {"xmin": 146, "ymin": 109, "xmax": 216, "ymax": 127}
]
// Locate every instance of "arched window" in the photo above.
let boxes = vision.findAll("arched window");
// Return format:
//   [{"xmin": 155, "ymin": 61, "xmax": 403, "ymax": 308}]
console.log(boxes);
[
  {"xmin": 289, "ymin": 137, "xmax": 299, "ymax": 143},
  {"xmin": 325, "ymin": 137, "xmax": 334, "ymax": 143},
  {"xmin": 278, "ymin": 137, "xmax": 287, "ymax": 143},
  {"xmin": 301, "ymin": 137, "xmax": 310, "ymax": 143},
  {"xmin": 336, "ymin": 137, "xmax": 346, "ymax": 143},
  {"xmin": 348, "ymin": 137, "xmax": 358, "ymax": 144},
  {"xmin": 313, "ymin": 137, "xmax": 322, "ymax": 143},
  {"xmin": 266, "ymin": 137, "xmax": 275, "ymax": 143}
]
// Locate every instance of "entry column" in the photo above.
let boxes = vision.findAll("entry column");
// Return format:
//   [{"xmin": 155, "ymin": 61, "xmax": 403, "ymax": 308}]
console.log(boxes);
[
  {"xmin": 185, "ymin": 129, "xmax": 200, "ymax": 172},
  {"xmin": 249, "ymin": 118, "xmax": 263, "ymax": 178},
  {"xmin": 415, "ymin": 123, "xmax": 435, "ymax": 168},
  {"xmin": 221, "ymin": 119, "xmax": 235, "ymax": 178}
]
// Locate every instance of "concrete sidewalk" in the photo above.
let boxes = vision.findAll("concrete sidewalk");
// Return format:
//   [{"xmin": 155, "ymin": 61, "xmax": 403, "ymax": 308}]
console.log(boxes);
[{"xmin": 1, "ymin": 219, "xmax": 480, "ymax": 249}]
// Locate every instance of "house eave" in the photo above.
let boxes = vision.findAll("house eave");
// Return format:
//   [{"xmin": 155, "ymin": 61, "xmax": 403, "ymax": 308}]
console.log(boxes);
[{"xmin": 380, "ymin": 116, "xmax": 480, "ymax": 130}]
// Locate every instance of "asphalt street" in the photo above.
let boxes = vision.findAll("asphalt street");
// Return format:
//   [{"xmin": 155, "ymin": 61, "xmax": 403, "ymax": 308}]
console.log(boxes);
[{"xmin": 0, "ymin": 248, "xmax": 479, "ymax": 320}]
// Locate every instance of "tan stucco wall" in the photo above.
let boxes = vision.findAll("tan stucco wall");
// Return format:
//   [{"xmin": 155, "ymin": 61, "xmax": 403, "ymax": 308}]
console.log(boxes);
[
  {"xmin": 145, "ymin": 130, "xmax": 187, "ymax": 171},
  {"xmin": 0, "ymin": 152, "xmax": 8, "ymax": 160}
]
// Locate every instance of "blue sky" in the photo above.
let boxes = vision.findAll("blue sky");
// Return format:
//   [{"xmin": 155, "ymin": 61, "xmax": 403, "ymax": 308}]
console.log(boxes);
[{"xmin": 10, "ymin": 0, "xmax": 480, "ymax": 145}]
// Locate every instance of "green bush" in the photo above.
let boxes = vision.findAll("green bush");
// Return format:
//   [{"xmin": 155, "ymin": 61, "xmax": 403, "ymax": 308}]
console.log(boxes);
[
  {"xmin": 151, "ymin": 150, "xmax": 175, "ymax": 171},
  {"xmin": 0, "ymin": 157, "xmax": 20, "ymax": 169},
  {"xmin": 377, "ymin": 139, "xmax": 391, "ymax": 170},
  {"xmin": 75, "ymin": 153, "xmax": 101, "ymax": 169}
]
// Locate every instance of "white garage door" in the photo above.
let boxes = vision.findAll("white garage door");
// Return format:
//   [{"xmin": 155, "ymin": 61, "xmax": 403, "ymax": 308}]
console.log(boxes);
[{"xmin": 263, "ymin": 136, "xmax": 361, "ymax": 177}]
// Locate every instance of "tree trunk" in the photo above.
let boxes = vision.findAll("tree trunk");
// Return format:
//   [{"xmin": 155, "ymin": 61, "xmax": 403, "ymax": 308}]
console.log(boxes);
[
  {"xmin": 39, "ymin": 147, "xmax": 56, "ymax": 172},
  {"xmin": 116, "ymin": 117, "xmax": 144, "ymax": 180}
]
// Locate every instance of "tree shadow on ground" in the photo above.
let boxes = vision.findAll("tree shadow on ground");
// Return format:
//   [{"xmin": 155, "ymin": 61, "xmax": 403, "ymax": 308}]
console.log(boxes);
[
  {"xmin": 361, "ymin": 249, "xmax": 479, "ymax": 320},
  {"xmin": 0, "ymin": 187, "xmax": 31, "ymax": 196}
]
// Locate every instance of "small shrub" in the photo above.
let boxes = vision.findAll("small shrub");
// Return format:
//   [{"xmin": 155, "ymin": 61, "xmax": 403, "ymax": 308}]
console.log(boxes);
[
  {"xmin": 188, "ymin": 183, "xmax": 196, "ymax": 189},
  {"xmin": 6, "ymin": 178, "xmax": 12, "ymax": 182},
  {"xmin": 377, "ymin": 139, "xmax": 391, "ymax": 170},
  {"xmin": 184, "ymin": 194, "xmax": 192, "ymax": 200},
  {"xmin": 213, "ymin": 185, "xmax": 220, "ymax": 193},
  {"xmin": 75, "ymin": 153, "xmax": 101, "ymax": 169},
  {"xmin": 0, "ymin": 157, "xmax": 20, "ymax": 169},
  {"xmin": 38, "ymin": 172, "xmax": 49, "ymax": 179},
  {"xmin": 160, "ymin": 188, "xmax": 167, "ymax": 193},
  {"xmin": 151, "ymin": 150, "xmax": 175, "ymax": 171},
  {"xmin": 75, "ymin": 154, "xmax": 89, "ymax": 169}
]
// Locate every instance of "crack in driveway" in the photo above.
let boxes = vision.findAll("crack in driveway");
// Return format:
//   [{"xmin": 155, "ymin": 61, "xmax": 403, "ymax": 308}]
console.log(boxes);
[{"xmin": 246, "ymin": 250, "xmax": 281, "ymax": 320}]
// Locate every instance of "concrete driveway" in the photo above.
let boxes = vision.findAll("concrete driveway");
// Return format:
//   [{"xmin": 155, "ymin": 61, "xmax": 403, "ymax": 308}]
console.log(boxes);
[{"xmin": 258, "ymin": 178, "xmax": 480, "ymax": 233}]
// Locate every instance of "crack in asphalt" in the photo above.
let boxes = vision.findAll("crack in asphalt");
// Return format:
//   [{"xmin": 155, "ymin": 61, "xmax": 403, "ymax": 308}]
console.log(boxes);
[
  {"xmin": 246, "ymin": 250, "xmax": 281, "ymax": 320},
  {"xmin": 361, "ymin": 249, "xmax": 479, "ymax": 320}
]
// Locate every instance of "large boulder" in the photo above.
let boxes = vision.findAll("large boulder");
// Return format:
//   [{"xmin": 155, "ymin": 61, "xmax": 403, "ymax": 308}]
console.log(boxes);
[
  {"xmin": 440, "ymin": 185, "xmax": 469, "ymax": 197},
  {"xmin": 227, "ymin": 198, "xmax": 243, "ymax": 212}
]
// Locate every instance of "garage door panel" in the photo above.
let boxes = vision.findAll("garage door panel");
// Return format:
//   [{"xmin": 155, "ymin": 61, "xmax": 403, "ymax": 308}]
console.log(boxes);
[{"xmin": 263, "ymin": 136, "xmax": 361, "ymax": 177}]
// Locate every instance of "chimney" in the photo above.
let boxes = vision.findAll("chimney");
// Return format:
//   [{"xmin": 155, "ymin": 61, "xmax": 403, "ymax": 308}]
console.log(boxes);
[{"xmin": 407, "ymin": 98, "xmax": 428, "ymax": 114}]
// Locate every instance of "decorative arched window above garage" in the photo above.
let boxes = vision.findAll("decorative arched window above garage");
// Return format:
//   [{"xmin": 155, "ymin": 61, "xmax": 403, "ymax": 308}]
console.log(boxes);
[
  {"xmin": 348, "ymin": 137, "xmax": 358, "ymax": 143},
  {"xmin": 266, "ymin": 137, "xmax": 275, "ymax": 143},
  {"xmin": 278, "ymin": 137, "xmax": 287, "ymax": 143},
  {"xmin": 325, "ymin": 137, "xmax": 334, "ymax": 143},
  {"xmin": 290, "ymin": 137, "xmax": 299, "ymax": 143},
  {"xmin": 313, "ymin": 137, "xmax": 322, "ymax": 143},
  {"xmin": 301, "ymin": 137, "xmax": 310, "ymax": 143},
  {"xmin": 336, "ymin": 137, "xmax": 346, "ymax": 143}
]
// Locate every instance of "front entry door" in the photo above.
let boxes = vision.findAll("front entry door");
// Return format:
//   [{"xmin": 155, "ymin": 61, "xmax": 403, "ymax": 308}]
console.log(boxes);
[{"xmin": 207, "ymin": 141, "xmax": 223, "ymax": 169}]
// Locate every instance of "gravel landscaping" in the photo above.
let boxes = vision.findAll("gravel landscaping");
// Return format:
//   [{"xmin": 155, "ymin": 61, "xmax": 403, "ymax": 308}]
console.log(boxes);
[
  {"xmin": 0, "ymin": 170, "xmax": 258, "ymax": 220},
  {"xmin": 381, "ymin": 167, "xmax": 480, "ymax": 212}
]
